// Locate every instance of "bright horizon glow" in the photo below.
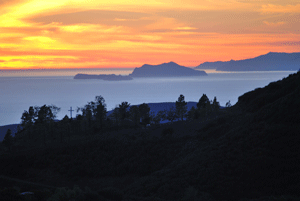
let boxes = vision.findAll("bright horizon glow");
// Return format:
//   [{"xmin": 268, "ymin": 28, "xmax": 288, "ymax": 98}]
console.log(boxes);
[{"xmin": 0, "ymin": 0, "xmax": 300, "ymax": 69}]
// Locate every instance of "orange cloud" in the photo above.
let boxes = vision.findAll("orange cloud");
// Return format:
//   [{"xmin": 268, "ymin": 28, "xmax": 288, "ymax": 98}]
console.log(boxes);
[
  {"xmin": 261, "ymin": 4, "xmax": 300, "ymax": 14},
  {"xmin": 0, "ymin": 0, "xmax": 300, "ymax": 69},
  {"xmin": 263, "ymin": 21, "xmax": 286, "ymax": 27}
]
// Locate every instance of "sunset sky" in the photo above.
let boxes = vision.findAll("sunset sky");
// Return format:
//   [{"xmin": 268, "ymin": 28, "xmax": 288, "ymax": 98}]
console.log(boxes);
[{"xmin": 0, "ymin": 0, "xmax": 300, "ymax": 69}]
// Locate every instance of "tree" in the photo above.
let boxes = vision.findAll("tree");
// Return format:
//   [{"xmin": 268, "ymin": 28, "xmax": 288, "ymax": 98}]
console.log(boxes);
[
  {"xmin": 35, "ymin": 105, "xmax": 60, "ymax": 124},
  {"xmin": 225, "ymin": 100, "xmax": 232, "ymax": 108},
  {"xmin": 80, "ymin": 102, "xmax": 93, "ymax": 123},
  {"xmin": 151, "ymin": 112, "xmax": 161, "ymax": 125},
  {"xmin": 21, "ymin": 106, "xmax": 36, "ymax": 139},
  {"xmin": 129, "ymin": 105, "xmax": 140, "ymax": 126},
  {"xmin": 175, "ymin": 94, "xmax": 187, "ymax": 121},
  {"xmin": 139, "ymin": 103, "xmax": 151, "ymax": 125},
  {"xmin": 34, "ymin": 105, "xmax": 60, "ymax": 143},
  {"xmin": 80, "ymin": 96, "xmax": 107, "ymax": 119},
  {"xmin": 118, "ymin": 101, "xmax": 130, "ymax": 120},
  {"xmin": 157, "ymin": 110, "xmax": 167, "ymax": 121},
  {"xmin": 186, "ymin": 106, "xmax": 199, "ymax": 120},
  {"xmin": 197, "ymin": 94, "xmax": 210, "ymax": 110},
  {"xmin": 94, "ymin": 96, "xmax": 107, "ymax": 129},
  {"xmin": 78, "ymin": 96, "xmax": 107, "ymax": 131},
  {"xmin": 2, "ymin": 129, "xmax": 13, "ymax": 151},
  {"xmin": 21, "ymin": 106, "xmax": 36, "ymax": 126},
  {"xmin": 152, "ymin": 110, "xmax": 167, "ymax": 124},
  {"xmin": 94, "ymin": 95, "xmax": 106, "ymax": 106},
  {"xmin": 60, "ymin": 115, "xmax": 70, "ymax": 142},
  {"xmin": 111, "ymin": 106, "xmax": 121, "ymax": 126},
  {"xmin": 212, "ymin": 96, "xmax": 220, "ymax": 112},
  {"xmin": 205, "ymin": 99, "xmax": 212, "ymax": 114},
  {"xmin": 166, "ymin": 107, "xmax": 177, "ymax": 123},
  {"xmin": 197, "ymin": 94, "xmax": 212, "ymax": 118}
]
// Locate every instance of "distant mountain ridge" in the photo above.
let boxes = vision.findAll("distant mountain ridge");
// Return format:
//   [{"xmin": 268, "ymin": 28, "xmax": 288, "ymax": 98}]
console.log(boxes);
[
  {"xmin": 195, "ymin": 52, "xmax": 300, "ymax": 71},
  {"xmin": 130, "ymin": 61, "xmax": 207, "ymax": 77}
]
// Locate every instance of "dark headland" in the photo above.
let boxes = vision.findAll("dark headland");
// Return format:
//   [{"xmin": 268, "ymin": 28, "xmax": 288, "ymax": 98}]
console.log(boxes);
[
  {"xmin": 195, "ymin": 52, "xmax": 300, "ymax": 71},
  {"xmin": 130, "ymin": 61, "xmax": 207, "ymax": 77}
]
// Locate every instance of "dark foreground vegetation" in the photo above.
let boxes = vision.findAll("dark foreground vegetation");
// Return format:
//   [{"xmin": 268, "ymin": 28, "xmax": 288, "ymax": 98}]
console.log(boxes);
[{"xmin": 1, "ymin": 72, "xmax": 300, "ymax": 201}]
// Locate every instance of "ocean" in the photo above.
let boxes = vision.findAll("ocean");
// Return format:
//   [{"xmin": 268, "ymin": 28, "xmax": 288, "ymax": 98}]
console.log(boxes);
[{"xmin": 0, "ymin": 69, "xmax": 295, "ymax": 126}]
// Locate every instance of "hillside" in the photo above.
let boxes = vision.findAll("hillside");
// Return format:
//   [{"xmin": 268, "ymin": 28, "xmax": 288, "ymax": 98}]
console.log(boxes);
[
  {"xmin": 195, "ymin": 52, "xmax": 300, "ymax": 71},
  {"xmin": 0, "ymin": 72, "xmax": 299, "ymax": 201},
  {"xmin": 130, "ymin": 61, "xmax": 207, "ymax": 77}
]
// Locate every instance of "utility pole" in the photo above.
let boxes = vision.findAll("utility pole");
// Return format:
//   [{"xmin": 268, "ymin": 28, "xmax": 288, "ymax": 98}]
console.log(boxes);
[{"xmin": 68, "ymin": 107, "xmax": 74, "ymax": 119}]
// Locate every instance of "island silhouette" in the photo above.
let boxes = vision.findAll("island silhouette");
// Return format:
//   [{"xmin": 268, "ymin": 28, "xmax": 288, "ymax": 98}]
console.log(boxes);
[
  {"xmin": 195, "ymin": 52, "xmax": 300, "ymax": 71},
  {"xmin": 74, "ymin": 61, "xmax": 207, "ymax": 80},
  {"xmin": 74, "ymin": 74, "xmax": 133, "ymax": 81},
  {"xmin": 129, "ymin": 61, "xmax": 207, "ymax": 77}
]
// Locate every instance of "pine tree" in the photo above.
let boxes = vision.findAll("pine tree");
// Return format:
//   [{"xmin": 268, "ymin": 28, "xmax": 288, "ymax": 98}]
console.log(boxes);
[
  {"xmin": 212, "ymin": 96, "xmax": 220, "ymax": 112},
  {"xmin": 187, "ymin": 106, "xmax": 197, "ymax": 120},
  {"xmin": 139, "ymin": 103, "xmax": 151, "ymax": 125},
  {"xmin": 21, "ymin": 106, "xmax": 36, "ymax": 139},
  {"xmin": 111, "ymin": 107, "xmax": 120, "ymax": 126},
  {"xmin": 175, "ymin": 94, "xmax": 187, "ymax": 121},
  {"xmin": 197, "ymin": 94, "xmax": 210, "ymax": 109},
  {"xmin": 118, "ymin": 101, "xmax": 130, "ymax": 120},
  {"xmin": 166, "ymin": 107, "xmax": 177, "ymax": 123},
  {"xmin": 129, "ymin": 105, "xmax": 141, "ymax": 126},
  {"xmin": 94, "ymin": 96, "xmax": 107, "ymax": 129},
  {"xmin": 197, "ymin": 94, "xmax": 211, "ymax": 118}
]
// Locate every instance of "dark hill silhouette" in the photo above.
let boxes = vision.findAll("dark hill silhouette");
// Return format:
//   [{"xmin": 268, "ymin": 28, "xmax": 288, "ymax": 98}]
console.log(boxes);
[
  {"xmin": 195, "ymin": 52, "xmax": 300, "ymax": 71},
  {"xmin": 130, "ymin": 61, "xmax": 207, "ymax": 77},
  {"xmin": 0, "ymin": 72, "xmax": 299, "ymax": 201},
  {"xmin": 237, "ymin": 72, "xmax": 300, "ymax": 123},
  {"xmin": 124, "ymin": 71, "xmax": 300, "ymax": 200}
]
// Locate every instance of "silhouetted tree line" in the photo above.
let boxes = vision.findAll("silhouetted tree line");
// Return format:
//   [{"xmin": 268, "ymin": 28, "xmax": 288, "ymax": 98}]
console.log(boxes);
[{"xmin": 2, "ymin": 94, "xmax": 229, "ymax": 150}]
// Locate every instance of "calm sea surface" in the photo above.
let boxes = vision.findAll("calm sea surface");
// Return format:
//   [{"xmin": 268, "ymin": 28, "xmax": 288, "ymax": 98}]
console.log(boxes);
[{"xmin": 0, "ymin": 69, "xmax": 296, "ymax": 126}]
